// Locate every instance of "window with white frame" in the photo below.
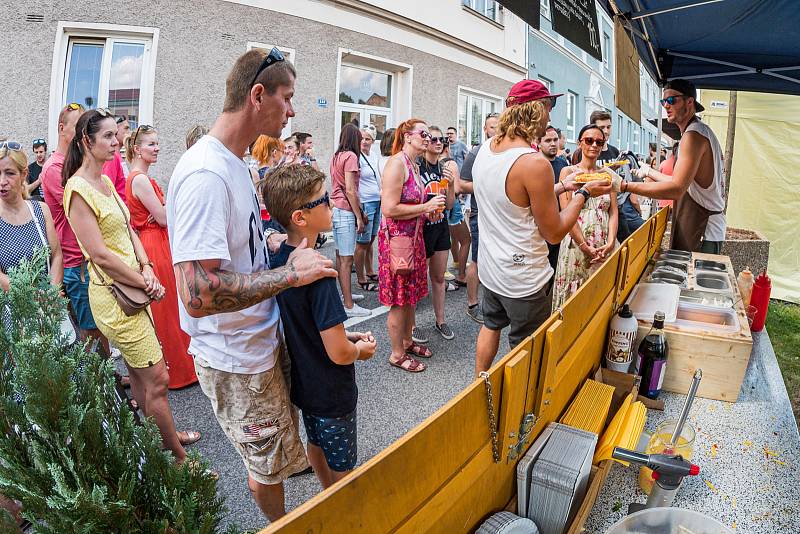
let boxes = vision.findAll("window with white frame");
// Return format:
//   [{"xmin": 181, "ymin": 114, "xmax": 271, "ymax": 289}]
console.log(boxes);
[
  {"xmin": 540, "ymin": 0, "xmax": 551, "ymax": 20},
  {"xmin": 248, "ymin": 42, "xmax": 295, "ymax": 139},
  {"xmin": 457, "ymin": 88, "xmax": 503, "ymax": 147},
  {"xmin": 538, "ymin": 76, "xmax": 554, "ymax": 93},
  {"xmin": 566, "ymin": 91, "xmax": 577, "ymax": 141},
  {"xmin": 61, "ymin": 35, "xmax": 153, "ymax": 128},
  {"xmin": 462, "ymin": 0, "xmax": 503, "ymax": 24},
  {"xmin": 602, "ymin": 32, "xmax": 611, "ymax": 68}
]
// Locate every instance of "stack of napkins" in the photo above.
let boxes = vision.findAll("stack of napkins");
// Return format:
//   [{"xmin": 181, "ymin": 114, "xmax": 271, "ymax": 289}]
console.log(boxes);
[
  {"xmin": 560, "ymin": 379, "xmax": 614, "ymax": 435},
  {"xmin": 517, "ymin": 423, "xmax": 596, "ymax": 534},
  {"xmin": 593, "ymin": 393, "xmax": 647, "ymax": 465}
]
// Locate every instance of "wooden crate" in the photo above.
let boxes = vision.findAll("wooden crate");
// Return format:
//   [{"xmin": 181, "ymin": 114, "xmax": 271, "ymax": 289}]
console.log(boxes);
[{"xmin": 634, "ymin": 252, "xmax": 753, "ymax": 402}]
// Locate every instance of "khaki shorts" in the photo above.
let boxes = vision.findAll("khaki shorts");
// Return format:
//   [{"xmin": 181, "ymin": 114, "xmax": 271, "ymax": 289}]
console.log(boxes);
[{"xmin": 194, "ymin": 346, "xmax": 309, "ymax": 485}]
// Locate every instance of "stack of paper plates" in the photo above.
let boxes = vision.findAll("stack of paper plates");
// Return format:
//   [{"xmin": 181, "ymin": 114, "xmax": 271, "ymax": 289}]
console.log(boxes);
[
  {"xmin": 476, "ymin": 511, "xmax": 540, "ymax": 534},
  {"xmin": 517, "ymin": 423, "xmax": 597, "ymax": 534},
  {"xmin": 593, "ymin": 393, "xmax": 647, "ymax": 465}
]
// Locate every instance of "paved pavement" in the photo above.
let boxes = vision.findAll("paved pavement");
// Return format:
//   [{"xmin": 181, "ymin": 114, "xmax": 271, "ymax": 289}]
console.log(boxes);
[{"xmin": 158, "ymin": 240, "xmax": 511, "ymax": 531}]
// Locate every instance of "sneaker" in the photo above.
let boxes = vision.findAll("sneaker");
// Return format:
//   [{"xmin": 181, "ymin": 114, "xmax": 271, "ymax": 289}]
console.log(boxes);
[
  {"xmin": 411, "ymin": 326, "xmax": 428, "ymax": 344},
  {"xmin": 344, "ymin": 303, "xmax": 371, "ymax": 318},
  {"xmin": 443, "ymin": 271, "xmax": 455, "ymax": 281},
  {"xmin": 343, "ymin": 293, "xmax": 365, "ymax": 303},
  {"xmin": 466, "ymin": 303, "xmax": 484, "ymax": 325},
  {"xmin": 435, "ymin": 323, "xmax": 455, "ymax": 340},
  {"xmin": 446, "ymin": 281, "xmax": 459, "ymax": 292}
]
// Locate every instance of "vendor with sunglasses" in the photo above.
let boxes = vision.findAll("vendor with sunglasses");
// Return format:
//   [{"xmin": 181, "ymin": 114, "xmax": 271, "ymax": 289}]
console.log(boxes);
[{"xmin": 625, "ymin": 79, "xmax": 727, "ymax": 253}]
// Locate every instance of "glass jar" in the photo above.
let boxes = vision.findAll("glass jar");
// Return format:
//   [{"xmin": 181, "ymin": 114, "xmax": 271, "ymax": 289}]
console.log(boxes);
[{"xmin": 638, "ymin": 419, "xmax": 696, "ymax": 495}]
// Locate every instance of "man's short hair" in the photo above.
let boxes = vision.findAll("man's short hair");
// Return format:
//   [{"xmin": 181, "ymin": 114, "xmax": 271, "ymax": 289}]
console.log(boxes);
[
  {"xmin": 589, "ymin": 110, "xmax": 612, "ymax": 124},
  {"xmin": 33, "ymin": 139, "xmax": 47, "ymax": 150},
  {"xmin": 261, "ymin": 164, "xmax": 326, "ymax": 228},
  {"xmin": 294, "ymin": 132, "xmax": 312, "ymax": 144},
  {"xmin": 544, "ymin": 125, "xmax": 558, "ymax": 136},
  {"xmin": 447, "ymin": 126, "xmax": 457, "ymax": 132},
  {"xmin": 223, "ymin": 49, "xmax": 297, "ymax": 113},
  {"xmin": 58, "ymin": 103, "xmax": 84, "ymax": 126},
  {"xmin": 649, "ymin": 142, "xmax": 657, "ymax": 151}
]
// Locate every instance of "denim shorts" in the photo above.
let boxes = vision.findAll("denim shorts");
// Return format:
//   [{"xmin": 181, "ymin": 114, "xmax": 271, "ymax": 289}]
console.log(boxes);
[
  {"xmin": 357, "ymin": 200, "xmax": 381, "ymax": 244},
  {"xmin": 63, "ymin": 264, "xmax": 97, "ymax": 331},
  {"xmin": 332, "ymin": 207, "xmax": 357, "ymax": 256},
  {"xmin": 302, "ymin": 409, "xmax": 358, "ymax": 472},
  {"xmin": 448, "ymin": 197, "xmax": 465, "ymax": 226}
]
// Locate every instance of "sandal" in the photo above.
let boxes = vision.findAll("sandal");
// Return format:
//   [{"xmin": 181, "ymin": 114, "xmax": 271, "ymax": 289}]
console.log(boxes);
[
  {"xmin": 389, "ymin": 353, "xmax": 426, "ymax": 373},
  {"xmin": 357, "ymin": 281, "xmax": 379, "ymax": 292},
  {"xmin": 367, "ymin": 274, "xmax": 379, "ymax": 282},
  {"xmin": 405, "ymin": 342, "xmax": 433, "ymax": 358},
  {"xmin": 178, "ymin": 430, "xmax": 202, "ymax": 446},
  {"xmin": 454, "ymin": 279, "xmax": 468, "ymax": 287}
]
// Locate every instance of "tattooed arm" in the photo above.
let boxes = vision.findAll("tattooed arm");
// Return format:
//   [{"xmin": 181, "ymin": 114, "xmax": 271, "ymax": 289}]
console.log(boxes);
[{"xmin": 174, "ymin": 238, "xmax": 337, "ymax": 318}]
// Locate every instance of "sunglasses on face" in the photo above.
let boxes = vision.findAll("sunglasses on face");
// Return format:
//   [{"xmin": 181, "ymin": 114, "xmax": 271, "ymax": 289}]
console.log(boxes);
[
  {"xmin": 581, "ymin": 137, "xmax": 604, "ymax": 147},
  {"xmin": 298, "ymin": 191, "xmax": 330, "ymax": 211},
  {"xmin": 660, "ymin": 95, "xmax": 686, "ymax": 107},
  {"xmin": 0, "ymin": 141, "xmax": 23, "ymax": 151},
  {"xmin": 430, "ymin": 136, "xmax": 446, "ymax": 144},
  {"xmin": 409, "ymin": 130, "xmax": 432, "ymax": 141},
  {"xmin": 132, "ymin": 124, "xmax": 154, "ymax": 145},
  {"xmin": 250, "ymin": 47, "xmax": 286, "ymax": 87},
  {"xmin": 544, "ymin": 96, "xmax": 557, "ymax": 109}
]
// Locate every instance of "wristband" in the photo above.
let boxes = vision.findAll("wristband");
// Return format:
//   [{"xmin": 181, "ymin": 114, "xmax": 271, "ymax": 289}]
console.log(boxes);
[
  {"xmin": 141, "ymin": 261, "xmax": 154, "ymax": 269},
  {"xmin": 575, "ymin": 188, "xmax": 590, "ymax": 202}
]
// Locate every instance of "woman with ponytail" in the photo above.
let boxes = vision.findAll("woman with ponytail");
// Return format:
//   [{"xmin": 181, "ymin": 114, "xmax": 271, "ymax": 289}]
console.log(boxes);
[
  {"xmin": 124, "ymin": 126, "xmax": 199, "ymax": 392},
  {"xmin": 378, "ymin": 118, "xmax": 445, "ymax": 373},
  {"xmin": 62, "ymin": 109, "xmax": 189, "ymax": 461}
]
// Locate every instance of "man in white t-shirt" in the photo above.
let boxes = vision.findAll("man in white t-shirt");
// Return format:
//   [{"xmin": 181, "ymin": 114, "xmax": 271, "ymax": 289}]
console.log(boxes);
[{"xmin": 167, "ymin": 48, "xmax": 337, "ymax": 522}]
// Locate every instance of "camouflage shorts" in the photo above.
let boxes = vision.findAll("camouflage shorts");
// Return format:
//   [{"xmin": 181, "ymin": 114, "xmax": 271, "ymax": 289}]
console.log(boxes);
[{"xmin": 194, "ymin": 346, "xmax": 309, "ymax": 485}]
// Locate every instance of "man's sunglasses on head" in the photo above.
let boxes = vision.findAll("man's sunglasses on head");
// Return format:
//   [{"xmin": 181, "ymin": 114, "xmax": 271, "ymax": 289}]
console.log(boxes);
[
  {"xmin": 32, "ymin": 138, "xmax": 46, "ymax": 146},
  {"xmin": 250, "ymin": 47, "xmax": 286, "ymax": 87}
]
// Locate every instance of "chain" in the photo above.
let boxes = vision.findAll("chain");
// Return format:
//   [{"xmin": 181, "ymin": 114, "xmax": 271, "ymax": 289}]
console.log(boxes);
[{"xmin": 479, "ymin": 371, "xmax": 500, "ymax": 463}]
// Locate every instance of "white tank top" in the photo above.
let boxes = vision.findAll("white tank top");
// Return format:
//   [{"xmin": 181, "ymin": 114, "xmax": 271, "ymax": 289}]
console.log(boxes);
[
  {"xmin": 685, "ymin": 119, "xmax": 727, "ymax": 241},
  {"xmin": 473, "ymin": 141, "xmax": 553, "ymax": 298}
]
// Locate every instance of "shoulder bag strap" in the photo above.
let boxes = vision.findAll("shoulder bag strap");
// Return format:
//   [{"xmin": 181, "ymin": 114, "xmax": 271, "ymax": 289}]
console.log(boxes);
[
  {"xmin": 107, "ymin": 181, "xmax": 145, "ymax": 269},
  {"xmin": 26, "ymin": 200, "xmax": 50, "ymax": 275}
]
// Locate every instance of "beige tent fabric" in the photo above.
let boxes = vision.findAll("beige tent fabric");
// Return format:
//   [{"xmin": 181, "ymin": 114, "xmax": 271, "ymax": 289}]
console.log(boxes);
[{"xmin": 700, "ymin": 90, "xmax": 799, "ymax": 303}]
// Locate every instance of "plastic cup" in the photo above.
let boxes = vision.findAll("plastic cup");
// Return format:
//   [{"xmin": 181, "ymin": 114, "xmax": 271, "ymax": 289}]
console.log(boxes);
[
  {"xmin": 639, "ymin": 419, "xmax": 695, "ymax": 495},
  {"xmin": 439, "ymin": 178, "xmax": 450, "ymax": 189}
]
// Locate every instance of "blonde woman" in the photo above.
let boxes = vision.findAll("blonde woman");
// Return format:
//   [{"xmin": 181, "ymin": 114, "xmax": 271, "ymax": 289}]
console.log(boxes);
[
  {"xmin": 62, "ymin": 109, "xmax": 187, "ymax": 461},
  {"xmin": 124, "ymin": 126, "xmax": 200, "ymax": 395},
  {"xmin": 0, "ymin": 141, "xmax": 63, "ymax": 291}
]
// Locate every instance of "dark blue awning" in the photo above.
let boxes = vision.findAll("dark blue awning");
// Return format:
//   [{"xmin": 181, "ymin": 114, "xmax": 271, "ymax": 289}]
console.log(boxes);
[{"xmin": 600, "ymin": 0, "xmax": 800, "ymax": 94}]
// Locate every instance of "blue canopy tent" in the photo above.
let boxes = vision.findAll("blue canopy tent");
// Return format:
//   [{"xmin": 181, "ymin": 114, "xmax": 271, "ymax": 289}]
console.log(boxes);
[{"xmin": 600, "ymin": 0, "xmax": 800, "ymax": 93}]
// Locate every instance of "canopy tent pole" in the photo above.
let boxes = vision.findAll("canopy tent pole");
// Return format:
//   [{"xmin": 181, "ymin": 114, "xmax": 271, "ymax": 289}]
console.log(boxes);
[
  {"xmin": 656, "ymin": 103, "xmax": 663, "ymax": 167},
  {"xmin": 629, "ymin": 0, "xmax": 727, "ymax": 20}
]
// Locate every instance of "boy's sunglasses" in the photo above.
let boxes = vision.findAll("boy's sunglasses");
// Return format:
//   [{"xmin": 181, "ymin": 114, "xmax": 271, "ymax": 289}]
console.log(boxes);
[
  {"xmin": 298, "ymin": 191, "xmax": 330, "ymax": 211},
  {"xmin": 659, "ymin": 95, "xmax": 686, "ymax": 107},
  {"xmin": 430, "ymin": 136, "xmax": 447, "ymax": 144},
  {"xmin": 32, "ymin": 138, "xmax": 46, "ymax": 146},
  {"xmin": 0, "ymin": 141, "xmax": 23, "ymax": 151},
  {"xmin": 581, "ymin": 137, "xmax": 604, "ymax": 146},
  {"xmin": 250, "ymin": 47, "xmax": 286, "ymax": 87},
  {"xmin": 132, "ymin": 124, "xmax": 154, "ymax": 145}
]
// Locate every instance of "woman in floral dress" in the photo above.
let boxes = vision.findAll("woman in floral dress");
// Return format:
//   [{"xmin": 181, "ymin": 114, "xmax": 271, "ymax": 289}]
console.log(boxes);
[
  {"xmin": 378, "ymin": 119, "xmax": 446, "ymax": 373},
  {"xmin": 552, "ymin": 124, "xmax": 619, "ymax": 310}
]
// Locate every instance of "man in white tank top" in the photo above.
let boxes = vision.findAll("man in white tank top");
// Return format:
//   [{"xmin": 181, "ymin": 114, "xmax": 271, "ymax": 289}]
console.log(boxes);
[
  {"xmin": 628, "ymin": 79, "xmax": 727, "ymax": 253},
  {"xmin": 472, "ymin": 80, "xmax": 614, "ymax": 374}
]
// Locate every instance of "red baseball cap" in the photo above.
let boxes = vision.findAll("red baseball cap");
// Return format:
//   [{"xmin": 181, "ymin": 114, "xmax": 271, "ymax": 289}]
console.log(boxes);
[{"xmin": 505, "ymin": 79, "xmax": 563, "ymax": 107}]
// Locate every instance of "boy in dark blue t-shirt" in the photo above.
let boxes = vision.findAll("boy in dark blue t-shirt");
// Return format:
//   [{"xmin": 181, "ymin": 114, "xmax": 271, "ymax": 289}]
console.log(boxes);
[{"xmin": 262, "ymin": 164, "xmax": 377, "ymax": 488}]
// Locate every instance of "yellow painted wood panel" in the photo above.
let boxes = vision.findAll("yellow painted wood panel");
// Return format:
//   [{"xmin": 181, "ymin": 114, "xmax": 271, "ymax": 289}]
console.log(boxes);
[{"xmin": 498, "ymin": 338, "xmax": 535, "ymax": 457}]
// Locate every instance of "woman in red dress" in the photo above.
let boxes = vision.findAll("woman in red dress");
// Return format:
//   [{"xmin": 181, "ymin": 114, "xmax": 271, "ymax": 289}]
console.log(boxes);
[{"xmin": 124, "ymin": 126, "xmax": 198, "ymax": 390}]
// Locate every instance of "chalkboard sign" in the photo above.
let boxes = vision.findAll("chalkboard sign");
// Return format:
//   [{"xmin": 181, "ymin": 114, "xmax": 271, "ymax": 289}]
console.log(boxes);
[
  {"xmin": 551, "ymin": 0, "xmax": 603, "ymax": 61},
  {"xmin": 496, "ymin": 0, "xmax": 541, "ymax": 30}
]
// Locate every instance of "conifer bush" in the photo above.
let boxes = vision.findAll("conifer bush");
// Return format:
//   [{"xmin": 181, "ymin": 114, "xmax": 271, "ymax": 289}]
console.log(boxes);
[{"xmin": 0, "ymin": 252, "xmax": 231, "ymax": 533}]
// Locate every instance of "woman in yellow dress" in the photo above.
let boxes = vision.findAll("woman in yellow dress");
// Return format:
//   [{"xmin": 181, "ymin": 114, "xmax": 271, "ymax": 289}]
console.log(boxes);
[{"xmin": 62, "ymin": 109, "xmax": 187, "ymax": 461}]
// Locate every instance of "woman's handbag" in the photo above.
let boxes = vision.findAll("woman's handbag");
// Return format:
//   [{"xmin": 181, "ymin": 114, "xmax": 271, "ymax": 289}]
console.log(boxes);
[
  {"xmin": 384, "ymin": 217, "xmax": 421, "ymax": 276},
  {"xmin": 86, "ymin": 190, "xmax": 152, "ymax": 317}
]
